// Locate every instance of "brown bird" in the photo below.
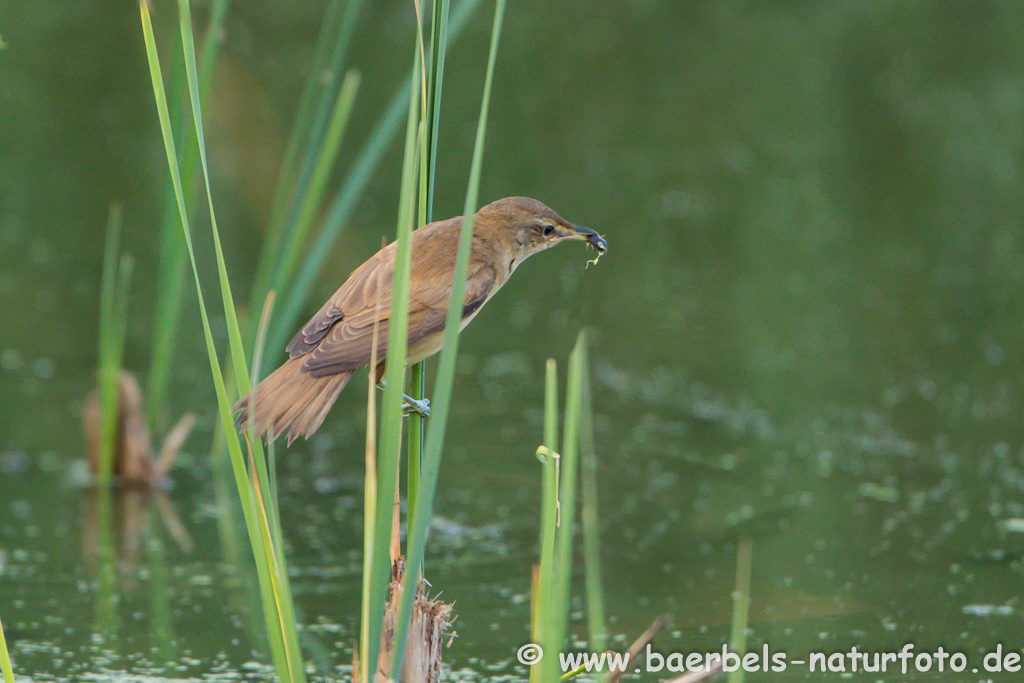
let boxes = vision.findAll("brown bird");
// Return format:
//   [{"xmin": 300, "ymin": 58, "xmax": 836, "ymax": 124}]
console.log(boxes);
[{"xmin": 233, "ymin": 196, "xmax": 607, "ymax": 444}]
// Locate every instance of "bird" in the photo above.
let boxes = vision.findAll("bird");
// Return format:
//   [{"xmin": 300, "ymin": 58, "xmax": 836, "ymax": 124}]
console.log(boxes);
[{"xmin": 233, "ymin": 196, "xmax": 607, "ymax": 444}]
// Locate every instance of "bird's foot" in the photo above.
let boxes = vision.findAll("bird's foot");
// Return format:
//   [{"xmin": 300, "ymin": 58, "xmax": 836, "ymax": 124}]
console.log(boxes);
[
  {"xmin": 401, "ymin": 395, "xmax": 431, "ymax": 418},
  {"xmin": 377, "ymin": 379, "xmax": 431, "ymax": 417}
]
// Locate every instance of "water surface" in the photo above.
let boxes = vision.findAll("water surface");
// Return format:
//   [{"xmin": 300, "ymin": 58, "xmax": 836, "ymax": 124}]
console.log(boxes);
[{"xmin": 3, "ymin": 1, "xmax": 1024, "ymax": 680}]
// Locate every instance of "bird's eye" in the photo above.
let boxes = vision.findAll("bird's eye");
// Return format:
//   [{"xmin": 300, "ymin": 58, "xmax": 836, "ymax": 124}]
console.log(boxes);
[{"xmin": 542, "ymin": 225, "xmax": 555, "ymax": 236}]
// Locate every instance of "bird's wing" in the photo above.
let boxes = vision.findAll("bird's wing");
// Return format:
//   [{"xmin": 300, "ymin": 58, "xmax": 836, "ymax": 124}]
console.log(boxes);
[
  {"xmin": 286, "ymin": 245, "xmax": 398, "ymax": 357},
  {"xmin": 298, "ymin": 257, "xmax": 497, "ymax": 377}
]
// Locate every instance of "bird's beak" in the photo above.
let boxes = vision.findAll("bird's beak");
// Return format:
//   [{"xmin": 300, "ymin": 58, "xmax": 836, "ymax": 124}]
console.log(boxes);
[{"xmin": 562, "ymin": 224, "xmax": 608, "ymax": 253}]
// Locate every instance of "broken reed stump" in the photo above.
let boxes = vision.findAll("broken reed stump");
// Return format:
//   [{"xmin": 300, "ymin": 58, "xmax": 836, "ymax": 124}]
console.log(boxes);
[
  {"xmin": 83, "ymin": 370, "xmax": 194, "ymax": 486},
  {"xmin": 84, "ymin": 370, "xmax": 151, "ymax": 482},
  {"xmin": 359, "ymin": 558, "xmax": 455, "ymax": 683},
  {"xmin": 81, "ymin": 371, "xmax": 196, "ymax": 571}
]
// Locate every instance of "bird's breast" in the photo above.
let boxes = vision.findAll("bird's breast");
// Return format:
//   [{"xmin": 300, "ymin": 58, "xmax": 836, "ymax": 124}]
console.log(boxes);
[{"xmin": 405, "ymin": 301, "xmax": 489, "ymax": 365}]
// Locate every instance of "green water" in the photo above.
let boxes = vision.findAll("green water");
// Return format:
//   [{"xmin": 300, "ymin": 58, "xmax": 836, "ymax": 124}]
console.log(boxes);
[{"xmin": 4, "ymin": 1, "xmax": 1024, "ymax": 680}]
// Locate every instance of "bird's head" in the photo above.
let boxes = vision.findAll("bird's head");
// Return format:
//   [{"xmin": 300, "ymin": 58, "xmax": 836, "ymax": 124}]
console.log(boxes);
[{"xmin": 478, "ymin": 197, "xmax": 607, "ymax": 270}]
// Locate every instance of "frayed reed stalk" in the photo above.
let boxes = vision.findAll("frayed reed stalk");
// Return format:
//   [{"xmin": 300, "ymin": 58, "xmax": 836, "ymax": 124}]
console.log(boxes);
[
  {"xmin": 84, "ymin": 370, "xmax": 194, "ymax": 485},
  {"xmin": 371, "ymin": 560, "xmax": 454, "ymax": 683}
]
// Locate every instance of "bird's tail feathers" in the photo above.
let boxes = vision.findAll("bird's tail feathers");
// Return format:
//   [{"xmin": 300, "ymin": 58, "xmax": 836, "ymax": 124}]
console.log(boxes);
[{"xmin": 233, "ymin": 356, "xmax": 352, "ymax": 445}]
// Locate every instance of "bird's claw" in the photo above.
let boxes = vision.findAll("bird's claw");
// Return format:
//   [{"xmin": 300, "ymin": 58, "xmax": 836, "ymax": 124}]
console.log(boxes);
[
  {"xmin": 378, "ymin": 379, "xmax": 431, "ymax": 417},
  {"xmin": 402, "ymin": 395, "xmax": 431, "ymax": 418}
]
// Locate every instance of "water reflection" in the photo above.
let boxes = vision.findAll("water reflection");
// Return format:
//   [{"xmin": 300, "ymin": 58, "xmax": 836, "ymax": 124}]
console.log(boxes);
[{"xmin": 81, "ymin": 487, "xmax": 194, "ymax": 577}]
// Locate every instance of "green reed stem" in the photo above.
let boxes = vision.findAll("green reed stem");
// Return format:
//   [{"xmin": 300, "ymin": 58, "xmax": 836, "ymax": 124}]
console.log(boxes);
[
  {"xmin": 362, "ymin": 57, "xmax": 422, "ymax": 682},
  {"xmin": 257, "ymin": 0, "xmax": 364, "ymax": 288},
  {"xmin": 267, "ymin": 71, "xmax": 361, "ymax": 308},
  {"xmin": 147, "ymin": 0, "xmax": 230, "ymax": 429},
  {"xmin": 728, "ymin": 536, "xmax": 754, "ymax": 683},
  {"xmin": 407, "ymin": 360, "xmax": 424, "ymax": 518},
  {"xmin": 579, "ymin": 343, "xmax": 607, "ymax": 652},
  {"xmin": 0, "ymin": 613, "xmax": 13, "ymax": 683},
  {"xmin": 406, "ymin": 0, "xmax": 449, "ymax": 542},
  {"xmin": 531, "ymin": 359, "xmax": 560, "ymax": 682},
  {"xmin": 96, "ymin": 204, "xmax": 134, "ymax": 487},
  {"xmin": 140, "ymin": 1, "xmax": 304, "ymax": 678},
  {"xmin": 538, "ymin": 331, "xmax": 587, "ymax": 683},
  {"xmin": 389, "ymin": 1, "xmax": 506, "ymax": 675}
]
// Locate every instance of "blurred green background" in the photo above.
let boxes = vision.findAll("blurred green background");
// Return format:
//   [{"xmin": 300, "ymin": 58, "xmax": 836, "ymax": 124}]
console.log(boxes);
[{"xmin": 3, "ymin": 0, "xmax": 1024, "ymax": 680}]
